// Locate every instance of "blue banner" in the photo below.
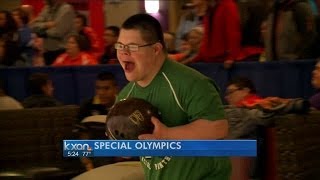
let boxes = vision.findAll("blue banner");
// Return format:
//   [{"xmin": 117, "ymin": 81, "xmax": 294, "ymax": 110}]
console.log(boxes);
[{"xmin": 63, "ymin": 140, "xmax": 256, "ymax": 157}]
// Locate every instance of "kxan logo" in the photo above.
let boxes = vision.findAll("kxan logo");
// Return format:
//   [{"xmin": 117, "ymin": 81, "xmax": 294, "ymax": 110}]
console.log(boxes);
[{"xmin": 64, "ymin": 142, "xmax": 92, "ymax": 151}]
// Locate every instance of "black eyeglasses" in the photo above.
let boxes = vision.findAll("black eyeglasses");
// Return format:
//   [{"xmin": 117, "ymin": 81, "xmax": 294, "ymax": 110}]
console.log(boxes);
[{"xmin": 114, "ymin": 42, "xmax": 156, "ymax": 52}]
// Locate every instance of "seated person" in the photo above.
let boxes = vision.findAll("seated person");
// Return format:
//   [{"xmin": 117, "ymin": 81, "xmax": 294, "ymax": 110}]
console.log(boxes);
[
  {"xmin": 169, "ymin": 26, "xmax": 204, "ymax": 64},
  {"xmin": 74, "ymin": 13, "xmax": 103, "ymax": 59},
  {"xmin": 225, "ymin": 77, "xmax": 262, "ymax": 107},
  {"xmin": 163, "ymin": 32, "xmax": 177, "ymax": 54},
  {"xmin": 225, "ymin": 76, "xmax": 309, "ymax": 180},
  {"xmin": 0, "ymin": 79, "xmax": 23, "ymax": 110},
  {"xmin": 0, "ymin": 37, "xmax": 23, "ymax": 67},
  {"xmin": 52, "ymin": 34, "xmax": 97, "ymax": 66},
  {"xmin": 224, "ymin": 77, "xmax": 262, "ymax": 180},
  {"xmin": 78, "ymin": 72, "xmax": 118, "ymax": 121},
  {"xmin": 22, "ymin": 73, "xmax": 62, "ymax": 108},
  {"xmin": 76, "ymin": 72, "xmax": 118, "ymax": 170},
  {"xmin": 310, "ymin": 60, "xmax": 320, "ymax": 110},
  {"xmin": 168, "ymin": 33, "xmax": 191, "ymax": 62},
  {"xmin": 100, "ymin": 26, "xmax": 119, "ymax": 64}
]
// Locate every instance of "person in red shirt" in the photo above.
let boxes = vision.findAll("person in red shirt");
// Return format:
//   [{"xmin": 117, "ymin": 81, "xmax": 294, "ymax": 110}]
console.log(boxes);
[
  {"xmin": 193, "ymin": 0, "xmax": 241, "ymax": 65},
  {"xmin": 52, "ymin": 34, "xmax": 97, "ymax": 66}
]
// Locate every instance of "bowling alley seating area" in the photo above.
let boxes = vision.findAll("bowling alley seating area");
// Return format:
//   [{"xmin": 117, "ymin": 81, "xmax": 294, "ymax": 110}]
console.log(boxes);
[{"xmin": 1, "ymin": 61, "xmax": 320, "ymax": 179}]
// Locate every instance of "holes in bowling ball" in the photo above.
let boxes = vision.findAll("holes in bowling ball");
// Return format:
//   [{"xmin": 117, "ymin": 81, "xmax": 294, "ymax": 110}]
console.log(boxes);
[{"xmin": 114, "ymin": 130, "xmax": 125, "ymax": 138}]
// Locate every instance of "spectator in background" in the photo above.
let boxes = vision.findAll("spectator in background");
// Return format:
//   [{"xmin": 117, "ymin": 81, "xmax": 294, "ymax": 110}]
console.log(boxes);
[
  {"xmin": 168, "ymin": 33, "xmax": 192, "ymax": 62},
  {"xmin": 31, "ymin": 34, "xmax": 46, "ymax": 66},
  {"xmin": 100, "ymin": 26, "xmax": 119, "ymax": 64},
  {"xmin": 11, "ymin": 7, "xmax": 34, "ymax": 65},
  {"xmin": 23, "ymin": 73, "xmax": 62, "ymax": 108},
  {"xmin": 21, "ymin": 4, "xmax": 37, "ymax": 24},
  {"xmin": 0, "ymin": 10, "xmax": 19, "ymax": 42},
  {"xmin": 180, "ymin": 26, "xmax": 204, "ymax": 64},
  {"xmin": 76, "ymin": 72, "xmax": 119, "ymax": 170},
  {"xmin": 78, "ymin": 72, "xmax": 118, "ymax": 121},
  {"xmin": 263, "ymin": 0, "xmax": 317, "ymax": 61},
  {"xmin": 310, "ymin": 60, "xmax": 320, "ymax": 110},
  {"xmin": 163, "ymin": 32, "xmax": 177, "ymax": 54},
  {"xmin": 225, "ymin": 77, "xmax": 262, "ymax": 107},
  {"xmin": 175, "ymin": 0, "xmax": 210, "ymax": 51},
  {"xmin": 74, "ymin": 13, "xmax": 103, "ymax": 59},
  {"xmin": 52, "ymin": 34, "xmax": 97, "ymax": 66},
  {"xmin": 0, "ymin": 37, "xmax": 24, "ymax": 66},
  {"xmin": 235, "ymin": 0, "xmax": 267, "ymax": 62},
  {"xmin": 0, "ymin": 10, "xmax": 20, "ymax": 66},
  {"xmin": 224, "ymin": 77, "xmax": 262, "ymax": 180},
  {"xmin": 0, "ymin": 79, "xmax": 23, "ymax": 110},
  {"xmin": 30, "ymin": 0, "xmax": 75, "ymax": 65},
  {"xmin": 192, "ymin": 0, "xmax": 242, "ymax": 66}
]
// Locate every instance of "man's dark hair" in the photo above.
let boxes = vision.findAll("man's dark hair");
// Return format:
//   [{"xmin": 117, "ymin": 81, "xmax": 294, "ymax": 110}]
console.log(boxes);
[
  {"xmin": 28, "ymin": 73, "xmax": 50, "ymax": 95},
  {"xmin": 121, "ymin": 13, "xmax": 166, "ymax": 50},
  {"xmin": 106, "ymin": 26, "xmax": 120, "ymax": 37},
  {"xmin": 227, "ymin": 77, "xmax": 257, "ymax": 93},
  {"xmin": 97, "ymin": 72, "xmax": 117, "ymax": 85},
  {"xmin": 76, "ymin": 13, "xmax": 87, "ymax": 27}
]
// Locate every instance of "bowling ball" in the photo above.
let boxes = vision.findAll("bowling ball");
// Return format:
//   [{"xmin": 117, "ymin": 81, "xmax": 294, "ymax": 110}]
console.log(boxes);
[{"xmin": 105, "ymin": 98, "xmax": 161, "ymax": 140}]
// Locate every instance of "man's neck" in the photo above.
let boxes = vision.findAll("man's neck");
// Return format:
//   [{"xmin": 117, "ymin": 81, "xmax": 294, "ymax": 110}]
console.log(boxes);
[{"xmin": 136, "ymin": 53, "xmax": 166, "ymax": 87}]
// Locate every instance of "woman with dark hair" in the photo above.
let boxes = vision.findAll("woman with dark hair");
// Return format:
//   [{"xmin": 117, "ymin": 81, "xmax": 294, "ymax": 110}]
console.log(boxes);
[
  {"xmin": 0, "ymin": 10, "xmax": 20, "ymax": 66},
  {"xmin": 0, "ymin": 37, "xmax": 21, "ymax": 66},
  {"xmin": 52, "ymin": 34, "xmax": 97, "ymax": 66},
  {"xmin": 0, "ymin": 10, "xmax": 18, "ymax": 41},
  {"xmin": 11, "ymin": 7, "xmax": 34, "ymax": 65},
  {"xmin": 74, "ymin": 13, "xmax": 103, "ymax": 59}
]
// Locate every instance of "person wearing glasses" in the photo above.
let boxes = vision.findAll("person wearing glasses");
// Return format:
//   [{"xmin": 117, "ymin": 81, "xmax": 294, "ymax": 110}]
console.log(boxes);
[
  {"xmin": 225, "ymin": 77, "xmax": 262, "ymax": 107},
  {"xmin": 224, "ymin": 76, "xmax": 262, "ymax": 180},
  {"xmin": 114, "ymin": 14, "xmax": 230, "ymax": 180}
]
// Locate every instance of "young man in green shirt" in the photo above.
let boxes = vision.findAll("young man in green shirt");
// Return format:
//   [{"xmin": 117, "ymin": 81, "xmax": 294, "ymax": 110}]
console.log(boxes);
[{"xmin": 115, "ymin": 13, "xmax": 231, "ymax": 180}]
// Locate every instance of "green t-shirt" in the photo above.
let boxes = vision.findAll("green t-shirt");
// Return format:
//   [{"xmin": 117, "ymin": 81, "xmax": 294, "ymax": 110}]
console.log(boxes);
[{"xmin": 117, "ymin": 59, "xmax": 231, "ymax": 180}]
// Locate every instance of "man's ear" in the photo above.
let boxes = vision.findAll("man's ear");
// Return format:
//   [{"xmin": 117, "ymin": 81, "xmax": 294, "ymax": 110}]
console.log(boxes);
[{"xmin": 153, "ymin": 42, "xmax": 163, "ymax": 55}]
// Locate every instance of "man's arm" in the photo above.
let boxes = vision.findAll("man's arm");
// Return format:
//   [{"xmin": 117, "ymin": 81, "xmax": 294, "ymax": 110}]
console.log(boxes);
[
  {"xmin": 139, "ymin": 117, "xmax": 228, "ymax": 140},
  {"xmin": 29, "ymin": 6, "xmax": 49, "ymax": 29},
  {"xmin": 46, "ymin": 4, "xmax": 75, "ymax": 38}
]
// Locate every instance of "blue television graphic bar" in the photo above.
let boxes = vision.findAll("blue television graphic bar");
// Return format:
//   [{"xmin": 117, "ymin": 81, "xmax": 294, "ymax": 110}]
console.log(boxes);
[{"xmin": 63, "ymin": 140, "xmax": 256, "ymax": 157}]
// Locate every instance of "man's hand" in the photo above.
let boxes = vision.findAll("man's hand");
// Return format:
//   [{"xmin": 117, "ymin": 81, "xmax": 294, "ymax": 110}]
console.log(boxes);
[{"xmin": 138, "ymin": 117, "xmax": 169, "ymax": 140}]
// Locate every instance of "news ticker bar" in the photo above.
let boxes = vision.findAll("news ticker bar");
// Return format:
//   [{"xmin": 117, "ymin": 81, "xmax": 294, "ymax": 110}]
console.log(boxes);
[{"xmin": 63, "ymin": 140, "xmax": 257, "ymax": 157}]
